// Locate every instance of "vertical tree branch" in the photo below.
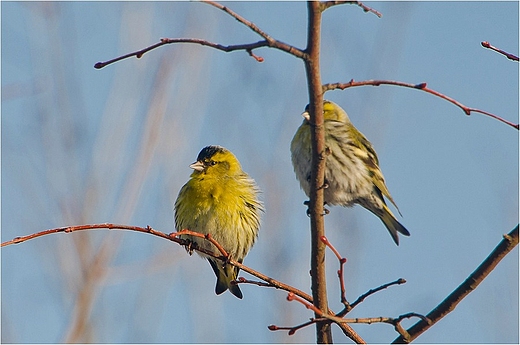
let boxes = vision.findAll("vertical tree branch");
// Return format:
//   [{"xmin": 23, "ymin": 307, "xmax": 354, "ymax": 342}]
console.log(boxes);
[{"xmin": 304, "ymin": 1, "xmax": 331, "ymax": 343}]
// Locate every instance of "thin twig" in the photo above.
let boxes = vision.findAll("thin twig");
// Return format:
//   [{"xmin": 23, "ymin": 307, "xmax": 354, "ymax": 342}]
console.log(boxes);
[
  {"xmin": 268, "ymin": 311, "xmax": 426, "ymax": 337},
  {"xmin": 203, "ymin": 0, "xmax": 274, "ymax": 42},
  {"xmin": 321, "ymin": 235, "xmax": 407, "ymax": 317},
  {"xmin": 94, "ymin": 39, "xmax": 270, "ymax": 69},
  {"xmin": 201, "ymin": 1, "xmax": 307, "ymax": 59},
  {"xmin": 335, "ymin": 278, "xmax": 406, "ymax": 317},
  {"xmin": 348, "ymin": 278, "xmax": 407, "ymax": 311},
  {"xmin": 332, "ymin": 313, "xmax": 428, "ymax": 339},
  {"xmin": 320, "ymin": 235, "xmax": 343, "ymax": 261},
  {"xmin": 321, "ymin": 236, "xmax": 349, "ymax": 308},
  {"xmin": 339, "ymin": 313, "xmax": 428, "ymax": 326},
  {"xmin": 392, "ymin": 225, "xmax": 519, "ymax": 344},
  {"xmin": 269, "ymin": 291, "xmax": 364, "ymax": 341},
  {"xmin": 481, "ymin": 41, "xmax": 519, "ymax": 61},
  {"xmin": 268, "ymin": 319, "xmax": 317, "ymax": 336},
  {"xmin": 1, "ymin": 224, "xmax": 169, "ymax": 246},
  {"xmin": 1, "ymin": 224, "xmax": 313, "ymax": 303},
  {"xmin": 323, "ymin": 79, "xmax": 519, "ymax": 130},
  {"xmin": 236, "ymin": 277, "xmax": 277, "ymax": 288},
  {"xmin": 286, "ymin": 292, "xmax": 350, "ymax": 325},
  {"xmin": 284, "ymin": 291, "xmax": 425, "ymax": 340},
  {"xmin": 321, "ymin": 0, "xmax": 382, "ymax": 17}
]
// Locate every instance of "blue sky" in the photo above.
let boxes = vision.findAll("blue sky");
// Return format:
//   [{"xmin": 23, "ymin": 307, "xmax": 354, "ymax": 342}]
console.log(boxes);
[{"xmin": 2, "ymin": 1, "xmax": 518, "ymax": 343}]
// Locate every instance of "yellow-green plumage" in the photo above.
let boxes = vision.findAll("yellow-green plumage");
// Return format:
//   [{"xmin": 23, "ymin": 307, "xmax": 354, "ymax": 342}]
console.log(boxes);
[
  {"xmin": 290, "ymin": 100, "xmax": 410, "ymax": 245},
  {"xmin": 174, "ymin": 145, "xmax": 263, "ymax": 298}
]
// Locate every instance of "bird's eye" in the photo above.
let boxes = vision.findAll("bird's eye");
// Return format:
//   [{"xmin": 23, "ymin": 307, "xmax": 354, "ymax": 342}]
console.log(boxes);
[{"xmin": 209, "ymin": 160, "xmax": 217, "ymax": 166}]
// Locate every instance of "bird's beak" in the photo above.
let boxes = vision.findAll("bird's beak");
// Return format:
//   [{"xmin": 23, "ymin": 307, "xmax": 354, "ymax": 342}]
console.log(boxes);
[
  {"xmin": 189, "ymin": 161, "xmax": 205, "ymax": 172},
  {"xmin": 301, "ymin": 110, "xmax": 311, "ymax": 122}
]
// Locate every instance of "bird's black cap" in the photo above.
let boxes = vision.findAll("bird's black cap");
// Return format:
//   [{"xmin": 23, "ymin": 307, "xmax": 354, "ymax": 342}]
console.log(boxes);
[{"xmin": 196, "ymin": 145, "xmax": 227, "ymax": 161}]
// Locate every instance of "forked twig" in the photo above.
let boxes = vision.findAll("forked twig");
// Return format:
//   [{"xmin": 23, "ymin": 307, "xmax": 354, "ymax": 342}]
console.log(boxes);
[
  {"xmin": 274, "ymin": 291, "xmax": 425, "ymax": 339},
  {"xmin": 95, "ymin": 1, "xmax": 307, "ymax": 69},
  {"xmin": 321, "ymin": 235, "xmax": 407, "ymax": 317}
]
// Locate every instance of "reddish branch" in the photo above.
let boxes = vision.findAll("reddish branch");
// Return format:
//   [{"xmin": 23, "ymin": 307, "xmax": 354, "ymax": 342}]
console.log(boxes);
[
  {"xmin": 392, "ymin": 225, "xmax": 519, "ymax": 344},
  {"xmin": 2, "ymin": 223, "xmax": 366, "ymax": 341},
  {"xmin": 321, "ymin": 235, "xmax": 407, "ymax": 316},
  {"xmin": 481, "ymin": 41, "xmax": 519, "ymax": 62},
  {"xmin": 1, "ymin": 224, "xmax": 312, "ymax": 303},
  {"xmin": 323, "ymin": 79, "xmax": 519, "ymax": 130},
  {"xmin": 321, "ymin": 236, "xmax": 349, "ymax": 307},
  {"xmin": 1, "ymin": 224, "xmax": 170, "ymax": 246},
  {"xmin": 274, "ymin": 291, "xmax": 427, "ymax": 339}
]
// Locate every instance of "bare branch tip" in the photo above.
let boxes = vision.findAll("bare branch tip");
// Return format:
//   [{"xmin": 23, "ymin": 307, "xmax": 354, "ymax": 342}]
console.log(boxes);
[
  {"xmin": 480, "ymin": 40, "xmax": 519, "ymax": 61},
  {"xmin": 503, "ymin": 233, "xmax": 513, "ymax": 242},
  {"xmin": 246, "ymin": 48, "xmax": 264, "ymax": 62}
]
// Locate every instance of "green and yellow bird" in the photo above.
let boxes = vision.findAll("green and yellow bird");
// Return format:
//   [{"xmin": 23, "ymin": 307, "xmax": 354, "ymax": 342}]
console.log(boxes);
[
  {"xmin": 174, "ymin": 145, "xmax": 263, "ymax": 298},
  {"xmin": 290, "ymin": 100, "xmax": 410, "ymax": 245}
]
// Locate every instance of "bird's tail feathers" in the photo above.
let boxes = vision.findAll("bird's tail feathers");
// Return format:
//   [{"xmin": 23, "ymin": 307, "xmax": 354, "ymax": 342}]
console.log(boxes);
[
  {"xmin": 379, "ymin": 204, "xmax": 410, "ymax": 246},
  {"xmin": 208, "ymin": 258, "xmax": 243, "ymax": 299}
]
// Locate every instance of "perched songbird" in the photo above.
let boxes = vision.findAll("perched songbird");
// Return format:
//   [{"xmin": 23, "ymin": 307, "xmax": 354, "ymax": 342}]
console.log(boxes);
[
  {"xmin": 290, "ymin": 100, "xmax": 410, "ymax": 245},
  {"xmin": 174, "ymin": 145, "xmax": 263, "ymax": 298}
]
